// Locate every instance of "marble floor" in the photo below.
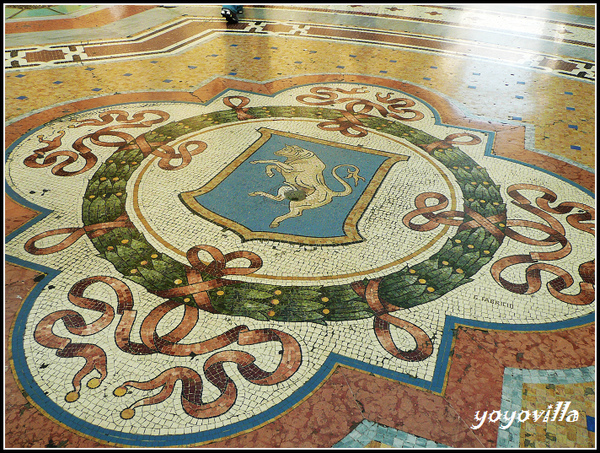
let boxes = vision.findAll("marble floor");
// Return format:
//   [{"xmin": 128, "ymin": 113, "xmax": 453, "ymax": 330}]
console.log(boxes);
[{"xmin": 4, "ymin": 4, "xmax": 596, "ymax": 449}]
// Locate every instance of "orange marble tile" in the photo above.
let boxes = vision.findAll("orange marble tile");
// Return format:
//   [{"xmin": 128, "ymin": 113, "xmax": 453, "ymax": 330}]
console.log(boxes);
[
  {"xmin": 5, "ymin": 194, "xmax": 41, "ymax": 236},
  {"xmin": 5, "ymin": 5, "xmax": 156, "ymax": 34}
]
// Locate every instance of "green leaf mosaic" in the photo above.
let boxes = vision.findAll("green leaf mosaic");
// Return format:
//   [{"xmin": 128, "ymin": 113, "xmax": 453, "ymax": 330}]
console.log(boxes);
[{"xmin": 82, "ymin": 102, "xmax": 505, "ymax": 323}]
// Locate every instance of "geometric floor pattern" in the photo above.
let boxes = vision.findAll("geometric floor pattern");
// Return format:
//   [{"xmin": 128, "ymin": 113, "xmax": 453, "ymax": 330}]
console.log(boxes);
[
  {"xmin": 5, "ymin": 4, "xmax": 596, "ymax": 449},
  {"xmin": 336, "ymin": 362, "xmax": 596, "ymax": 449},
  {"xmin": 499, "ymin": 366, "xmax": 595, "ymax": 448}
]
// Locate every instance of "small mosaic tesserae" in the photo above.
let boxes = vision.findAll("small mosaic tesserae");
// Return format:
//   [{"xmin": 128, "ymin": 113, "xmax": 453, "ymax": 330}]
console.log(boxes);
[{"xmin": 5, "ymin": 4, "xmax": 595, "ymax": 449}]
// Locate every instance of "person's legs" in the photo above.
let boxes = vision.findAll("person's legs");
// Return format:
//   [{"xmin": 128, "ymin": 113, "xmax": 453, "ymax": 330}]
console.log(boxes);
[{"xmin": 221, "ymin": 5, "xmax": 243, "ymax": 23}]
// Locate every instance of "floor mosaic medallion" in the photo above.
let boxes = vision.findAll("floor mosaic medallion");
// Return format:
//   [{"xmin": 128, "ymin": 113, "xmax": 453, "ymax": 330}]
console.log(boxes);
[{"xmin": 6, "ymin": 77, "xmax": 595, "ymax": 446}]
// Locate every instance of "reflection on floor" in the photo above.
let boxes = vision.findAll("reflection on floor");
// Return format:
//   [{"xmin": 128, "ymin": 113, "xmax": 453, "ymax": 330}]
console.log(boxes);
[{"xmin": 4, "ymin": 4, "xmax": 595, "ymax": 448}]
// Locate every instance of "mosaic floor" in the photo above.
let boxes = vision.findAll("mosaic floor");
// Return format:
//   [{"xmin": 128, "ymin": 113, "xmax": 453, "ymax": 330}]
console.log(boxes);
[{"xmin": 4, "ymin": 4, "xmax": 596, "ymax": 449}]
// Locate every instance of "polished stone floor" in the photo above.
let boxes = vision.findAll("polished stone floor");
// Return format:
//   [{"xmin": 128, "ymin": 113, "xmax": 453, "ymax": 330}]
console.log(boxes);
[{"xmin": 4, "ymin": 4, "xmax": 596, "ymax": 449}]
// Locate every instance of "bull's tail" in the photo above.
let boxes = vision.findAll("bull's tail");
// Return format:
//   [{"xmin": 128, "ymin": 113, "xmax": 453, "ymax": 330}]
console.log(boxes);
[{"xmin": 331, "ymin": 164, "xmax": 365, "ymax": 196}]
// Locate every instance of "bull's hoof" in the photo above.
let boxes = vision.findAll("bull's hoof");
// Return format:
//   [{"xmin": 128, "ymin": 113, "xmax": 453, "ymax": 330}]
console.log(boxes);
[{"xmin": 270, "ymin": 221, "xmax": 280, "ymax": 228}]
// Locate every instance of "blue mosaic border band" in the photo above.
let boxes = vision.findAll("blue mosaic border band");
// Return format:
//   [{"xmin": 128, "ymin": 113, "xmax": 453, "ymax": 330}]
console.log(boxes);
[{"xmin": 333, "ymin": 419, "xmax": 450, "ymax": 448}]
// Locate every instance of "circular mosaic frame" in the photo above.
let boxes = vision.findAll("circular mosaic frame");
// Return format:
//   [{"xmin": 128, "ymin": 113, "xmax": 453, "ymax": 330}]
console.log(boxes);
[{"xmin": 81, "ymin": 101, "xmax": 506, "ymax": 324}]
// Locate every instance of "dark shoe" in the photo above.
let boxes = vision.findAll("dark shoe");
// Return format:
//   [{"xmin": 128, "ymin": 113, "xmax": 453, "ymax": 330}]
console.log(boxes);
[{"xmin": 221, "ymin": 7, "xmax": 239, "ymax": 23}]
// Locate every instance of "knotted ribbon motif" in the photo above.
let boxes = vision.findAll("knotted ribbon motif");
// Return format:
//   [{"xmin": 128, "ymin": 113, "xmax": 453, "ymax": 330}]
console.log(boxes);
[
  {"xmin": 223, "ymin": 96, "xmax": 256, "ymax": 120},
  {"xmin": 115, "ymin": 324, "xmax": 301, "ymax": 420},
  {"xmin": 151, "ymin": 244, "xmax": 263, "ymax": 313},
  {"xmin": 31, "ymin": 240, "xmax": 302, "ymax": 420},
  {"xmin": 34, "ymin": 276, "xmax": 125, "ymax": 402},
  {"xmin": 402, "ymin": 183, "xmax": 595, "ymax": 305},
  {"xmin": 297, "ymin": 86, "xmax": 425, "ymax": 137},
  {"xmin": 24, "ymin": 213, "xmax": 135, "ymax": 255},
  {"xmin": 402, "ymin": 192, "xmax": 506, "ymax": 243},
  {"xmin": 418, "ymin": 132, "xmax": 482, "ymax": 154},
  {"xmin": 352, "ymin": 279, "xmax": 434, "ymax": 362},
  {"xmin": 24, "ymin": 110, "xmax": 171, "ymax": 176},
  {"xmin": 490, "ymin": 184, "xmax": 595, "ymax": 305},
  {"xmin": 24, "ymin": 109, "xmax": 208, "ymax": 175}
]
